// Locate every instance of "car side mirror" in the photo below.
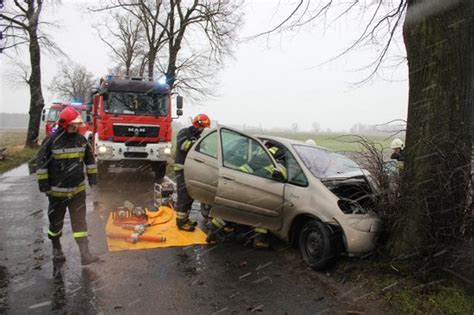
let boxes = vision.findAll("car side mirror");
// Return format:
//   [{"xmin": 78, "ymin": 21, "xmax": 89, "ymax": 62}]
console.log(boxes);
[
  {"xmin": 272, "ymin": 169, "xmax": 286, "ymax": 182},
  {"xmin": 176, "ymin": 109, "xmax": 183, "ymax": 116},
  {"xmin": 176, "ymin": 95, "xmax": 183, "ymax": 109}
]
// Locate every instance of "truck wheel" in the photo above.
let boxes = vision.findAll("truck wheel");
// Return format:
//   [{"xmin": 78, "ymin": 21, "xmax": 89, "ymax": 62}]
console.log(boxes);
[
  {"xmin": 153, "ymin": 162, "xmax": 167, "ymax": 180},
  {"xmin": 298, "ymin": 220, "xmax": 339, "ymax": 270},
  {"xmin": 97, "ymin": 162, "xmax": 109, "ymax": 180}
]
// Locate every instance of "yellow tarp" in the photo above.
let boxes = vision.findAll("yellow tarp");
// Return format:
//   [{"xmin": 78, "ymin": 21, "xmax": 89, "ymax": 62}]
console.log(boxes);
[{"xmin": 106, "ymin": 205, "xmax": 208, "ymax": 252}]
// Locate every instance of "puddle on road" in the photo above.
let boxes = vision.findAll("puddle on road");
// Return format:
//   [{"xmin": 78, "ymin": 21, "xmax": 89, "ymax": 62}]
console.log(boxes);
[{"xmin": 1, "ymin": 164, "xmax": 30, "ymax": 178}]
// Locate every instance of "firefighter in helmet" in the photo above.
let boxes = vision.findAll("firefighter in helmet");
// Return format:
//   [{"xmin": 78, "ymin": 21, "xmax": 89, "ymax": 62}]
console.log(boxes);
[
  {"xmin": 174, "ymin": 113, "xmax": 211, "ymax": 231},
  {"xmin": 390, "ymin": 138, "xmax": 405, "ymax": 162},
  {"xmin": 36, "ymin": 106, "xmax": 99, "ymax": 265}
]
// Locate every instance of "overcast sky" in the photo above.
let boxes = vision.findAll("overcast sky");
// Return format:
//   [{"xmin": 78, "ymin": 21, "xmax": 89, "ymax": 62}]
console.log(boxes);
[{"xmin": 0, "ymin": 0, "xmax": 408, "ymax": 132}]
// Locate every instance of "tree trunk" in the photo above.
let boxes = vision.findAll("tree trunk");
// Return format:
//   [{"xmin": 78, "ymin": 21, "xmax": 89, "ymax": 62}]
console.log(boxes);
[
  {"xmin": 25, "ymin": 28, "xmax": 44, "ymax": 148},
  {"xmin": 391, "ymin": 0, "xmax": 473, "ymax": 255},
  {"xmin": 147, "ymin": 50, "xmax": 156, "ymax": 80}
]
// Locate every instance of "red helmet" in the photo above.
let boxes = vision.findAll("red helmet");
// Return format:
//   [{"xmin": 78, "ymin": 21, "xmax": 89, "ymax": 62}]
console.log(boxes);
[
  {"xmin": 192, "ymin": 113, "xmax": 211, "ymax": 128},
  {"xmin": 58, "ymin": 106, "xmax": 83, "ymax": 129}
]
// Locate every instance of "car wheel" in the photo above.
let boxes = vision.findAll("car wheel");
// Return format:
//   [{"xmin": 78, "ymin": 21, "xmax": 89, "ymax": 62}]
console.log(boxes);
[
  {"xmin": 298, "ymin": 220, "xmax": 338, "ymax": 270},
  {"xmin": 200, "ymin": 203, "xmax": 211, "ymax": 219}
]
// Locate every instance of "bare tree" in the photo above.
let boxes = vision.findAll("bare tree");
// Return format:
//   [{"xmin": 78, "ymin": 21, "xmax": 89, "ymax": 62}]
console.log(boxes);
[
  {"xmin": 1, "ymin": 1, "xmax": 63, "ymax": 147},
  {"xmin": 49, "ymin": 62, "xmax": 96, "ymax": 103},
  {"xmin": 91, "ymin": 0, "xmax": 242, "ymax": 98},
  {"xmin": 255, "ymin": 1, "xmax": 473, "ymax": 259},
  {"xmin": 1, "ymin": 0, "xmax": 50, "ymax": 147},
  {"xmin": 96, "ymin": 12, "xmax": 145, "ymax": 76}
]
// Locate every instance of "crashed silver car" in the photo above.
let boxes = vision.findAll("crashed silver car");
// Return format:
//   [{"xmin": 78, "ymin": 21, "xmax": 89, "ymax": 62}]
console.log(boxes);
[{"xmin": 184, "ymin": 126, "xmax": 382, "ymax": 270}]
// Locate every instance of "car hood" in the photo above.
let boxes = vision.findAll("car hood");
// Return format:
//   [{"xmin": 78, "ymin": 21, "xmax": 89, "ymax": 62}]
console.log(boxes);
[{"xmin": 320, "ymin": 169, "xmax": 366, "ymax": 181}]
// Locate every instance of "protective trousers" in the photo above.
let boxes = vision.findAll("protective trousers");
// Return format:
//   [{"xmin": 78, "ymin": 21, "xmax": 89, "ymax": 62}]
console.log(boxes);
[
  {"xmin": 47, "ymin": 191, "xmax": 88, "ymax": 241},
  {"xmin": 175, "ymin": 170, "xmax": 194, "ymax": 218}
]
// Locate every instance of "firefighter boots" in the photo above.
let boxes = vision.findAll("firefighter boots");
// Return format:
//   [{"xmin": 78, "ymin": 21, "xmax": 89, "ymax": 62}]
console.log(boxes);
[
  {"xmin": 253, "ymin": 228, "xmax": 271, "ymax": 249},
  {"xmin": 52, "ymin": 238, "xmax": 66, "ymax": 262},
  {"xmin": 206, "ymin": 218, "xmax": 235, "ymax": 244},
  {"xmin": 176, "ymin": 214, "xmax": 197, "ymax": 232},
  {"xmin": 77, "ymin": 238, "xmax": 99, "ymax": 265}
]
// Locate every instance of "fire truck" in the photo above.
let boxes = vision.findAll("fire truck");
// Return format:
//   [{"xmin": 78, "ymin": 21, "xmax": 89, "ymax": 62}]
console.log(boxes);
[
  {"xmin": 41, "ymin": 102, "xmax": 93, "ymax": 138},
  {"xmin": 91, "ymin": 75, "xmax": 183, "ymax": 179}
]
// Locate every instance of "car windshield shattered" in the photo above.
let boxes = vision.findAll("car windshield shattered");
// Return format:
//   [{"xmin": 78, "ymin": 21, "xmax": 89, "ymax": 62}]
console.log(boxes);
[
  {"xmin": 105, "ymin": 92, "xmax": 168, "ymax": 116},
  {"xmin": 293, "ymin": 144, "xmax": 361, "ymax": 178}
]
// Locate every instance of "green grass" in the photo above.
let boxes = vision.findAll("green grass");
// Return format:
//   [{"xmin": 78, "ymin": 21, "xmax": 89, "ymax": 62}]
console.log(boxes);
[
  {"xmin": 262, "ymin": 131, "xmax": 394, "ymax": 152},
  {"xmin": 336, "ymin": 260, "xmax": 474, "ymax": 315},
  {"xmin": 0, "ymin": 129, "xmax": 38, "ymax": 174}
]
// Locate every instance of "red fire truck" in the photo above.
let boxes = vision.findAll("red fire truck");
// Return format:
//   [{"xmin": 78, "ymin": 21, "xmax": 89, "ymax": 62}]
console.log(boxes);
[
  {"xmin": 91, "ymin": 75, "xmax": 183, "ymax": 179},
  {"xmin": 41, "ymin": 102, "xmax": 93, "ymax": 138}
]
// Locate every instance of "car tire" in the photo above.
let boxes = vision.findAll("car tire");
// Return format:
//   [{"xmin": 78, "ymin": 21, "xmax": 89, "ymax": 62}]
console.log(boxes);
[
  {"xmin": 200, "ymin": 203, "xmax": 211, "ymax": 219},
  {"xmin": 298, "ymin": 220, "xmax": 338, "ymax": 270}
]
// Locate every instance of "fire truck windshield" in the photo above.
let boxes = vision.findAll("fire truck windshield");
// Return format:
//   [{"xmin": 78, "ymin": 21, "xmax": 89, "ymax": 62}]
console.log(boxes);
[
  {"xmin": 105, "ymin": 92, "xmax": 168, "ymax": 116},
  {"xmin": 48, "ymin": 107, "xmax": 87, "ymax": 122}
]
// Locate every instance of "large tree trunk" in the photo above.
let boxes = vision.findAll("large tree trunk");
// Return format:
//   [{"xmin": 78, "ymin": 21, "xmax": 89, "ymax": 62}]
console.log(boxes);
[
  {"xmin": 25, "ymin": 28, "xmax": 44, "ymax": 148},
  {"xmin": 391, "ymin": 0, "xmax": 473, "ymax": 255}
]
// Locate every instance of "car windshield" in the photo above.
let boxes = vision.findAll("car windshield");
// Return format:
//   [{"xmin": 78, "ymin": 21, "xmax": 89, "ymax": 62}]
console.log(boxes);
[
  {"xmin": 105, "ymin": 92, "xmax": 168, "ymax": 116},
  {"xmin": 293, "ymin": 144, "xmax": 361, "ymax": 178}
]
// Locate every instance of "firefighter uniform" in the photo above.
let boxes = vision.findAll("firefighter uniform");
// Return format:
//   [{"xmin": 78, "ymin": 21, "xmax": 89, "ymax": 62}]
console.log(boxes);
[
  {"xmin": 173, "ymin": 115, "xmax": 210, "ymax": 231},
  {"xmin": 37, "ymin": 122, "xmax": 98, "ymax": 264}
]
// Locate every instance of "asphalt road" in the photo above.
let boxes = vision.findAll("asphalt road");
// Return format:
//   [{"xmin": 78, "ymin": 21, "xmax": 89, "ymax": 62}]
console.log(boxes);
[{"xmin": 0, "ymin": 164, "xmax": 369, "ymax": 314}]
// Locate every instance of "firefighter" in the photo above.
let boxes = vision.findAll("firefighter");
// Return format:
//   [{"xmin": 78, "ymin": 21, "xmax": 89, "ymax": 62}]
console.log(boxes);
[
  {"xmin": 390, "ymin": 138, "xmax": 405, "ymax": 162},
  {"xmin": 174, "ymin": 113, "xmax": 211, "ymax": 231},
  {"xmin": 36, "ymin": 107, "xmax": 99, "ymax": 265}
]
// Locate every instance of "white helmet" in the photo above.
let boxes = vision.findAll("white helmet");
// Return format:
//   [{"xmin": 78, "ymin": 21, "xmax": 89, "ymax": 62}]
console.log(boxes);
[
  {"xmin": 305, "ymin": 139, "xmax": 316, "ymax": 146},
  {"xmin": 390, "ymin": 138, "xmax": 405, "ymax": 149}
]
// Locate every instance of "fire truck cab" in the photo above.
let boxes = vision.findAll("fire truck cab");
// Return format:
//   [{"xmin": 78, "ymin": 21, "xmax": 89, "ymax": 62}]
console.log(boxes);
[
  {"xmin": 41, "ymin": 102, "xmax": 92, "ymax": 138},
  {"xmin": 91, "ymin": 75, "xmax": 183, "ymax": 179}
]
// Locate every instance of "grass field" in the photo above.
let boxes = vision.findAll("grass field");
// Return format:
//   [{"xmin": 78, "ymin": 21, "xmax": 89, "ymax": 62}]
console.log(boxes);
[
  {"xmin": 0, "ymin": 129, "xmax": 39, "ymax": 174},
  {"xmin": 261, "ymin": 131, "xmax": 395, "ymax": 153}
]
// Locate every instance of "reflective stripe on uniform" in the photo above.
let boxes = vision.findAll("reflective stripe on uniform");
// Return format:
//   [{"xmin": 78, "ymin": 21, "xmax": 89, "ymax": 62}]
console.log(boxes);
[
  {"xmin": 48, "ymin": 229, "xmax": 62, "ymax": 237},
  {"xmin": 211, "ymin": 218, "xmax": 226, "ymax": 229},
  {"xmin": 51, "ymin": 147, "xmax": 85, "ymax": 159},
  {"xmin": 254, "ymin": 227, "xmax": 267, "ymax": 234},
  {"xmin": 37, "ymin": 173, "xmax": 49, "ymax": 180},
  {"xmin": 239, "ymin": 164, "xmax": 253, "ymax": 173},
  {"xmin": 48, "ymin": 183, "xmax": 86, "ymax": 198},
  {"xmin": 73, "ymin": 231, "xmax": 88, "ymax": 238},
  {"xmin": 87, "ymin": 164, "xmax": 98, "ymax": 174},
  {"xmin": 264, "ymin": 165, "xmax": 274, "ymax": 174},
  {"xmin": 176, "ymin": 212, "xmax": 188, "ymax": 219},
  {"xmin": 180, "ymin": 140, "xmax": 193, "ymax": 152},
  {"xmin": 268, "ymin": 147, "xmax": 277, "ymax": 155},
  {"xmin": 174, "ymin": 163, "xmax": 184, "ymax": 171},
  {"xmin": 52, "ymin": 152, "xmax": 85, "ymax": 159},
  {"xmin": 36, "ymin": 168, "xmax": 49, "ymax": 180}
]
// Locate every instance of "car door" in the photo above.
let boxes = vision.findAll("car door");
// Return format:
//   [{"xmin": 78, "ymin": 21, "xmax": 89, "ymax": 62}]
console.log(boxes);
[
  {"xmin": 211, "ymin": 127, "xmax": 285, "ymax": 230},
  {"xmin": 184, "ymin": 130, "xmax": 219, "ymax": 205}
]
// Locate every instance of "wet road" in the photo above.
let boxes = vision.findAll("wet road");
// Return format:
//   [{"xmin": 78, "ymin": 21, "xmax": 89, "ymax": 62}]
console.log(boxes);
[{"xmin": 0, "ymin": 164, "xmax": 367, "ymax": 314}]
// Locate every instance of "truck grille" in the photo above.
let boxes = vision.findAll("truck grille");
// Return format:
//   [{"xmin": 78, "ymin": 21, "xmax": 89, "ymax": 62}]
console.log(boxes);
[
  {"xmin": 124, "ymin": 152, "xmax": 148, "ymax": 158},
  {"xmin": 113, "ymin": 124, "xmax": 159, "ymax": 137}
]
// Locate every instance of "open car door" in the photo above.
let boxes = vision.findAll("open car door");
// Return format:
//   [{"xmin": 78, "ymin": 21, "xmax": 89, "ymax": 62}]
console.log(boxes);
[
  {"xmin": 210, "ymin": 126, "xmax": 285, "ymax": 230},
  {"xmin": 184, "ymin": 130, "xmax": 219, "ymax": 206}
]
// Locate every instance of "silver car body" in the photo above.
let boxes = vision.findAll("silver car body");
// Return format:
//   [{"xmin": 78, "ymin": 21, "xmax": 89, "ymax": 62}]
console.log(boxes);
[{"xmin": 184, "ymin": 126, "xmax": 381, "ymax": 255}]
